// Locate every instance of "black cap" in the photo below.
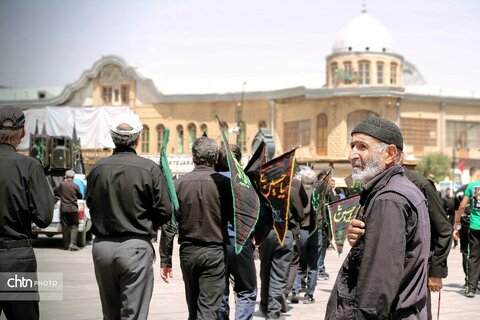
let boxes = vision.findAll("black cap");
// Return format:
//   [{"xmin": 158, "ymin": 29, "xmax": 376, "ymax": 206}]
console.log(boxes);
[
  {"xmin": 351, "ymin": 116, "xmax": 403, "ymax": 150},
  {"xmin": 0, "ymin": 106, "xmax": 25, "ymax": 130}
]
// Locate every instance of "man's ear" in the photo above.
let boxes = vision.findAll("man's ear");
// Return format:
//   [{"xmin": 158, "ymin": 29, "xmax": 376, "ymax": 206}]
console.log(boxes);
[
  {"xmin": 21, "ymin": 127, "xmax": 26, "ymax": 139},
  {"xmin": 384, "ymin": 145, "xmax": 398, "ymax": 166}
]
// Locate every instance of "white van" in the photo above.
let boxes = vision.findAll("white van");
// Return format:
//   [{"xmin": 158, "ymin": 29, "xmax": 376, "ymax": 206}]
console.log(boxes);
[{"xmin": 31, "ymin": 174, "xmax": 92, "ymax": 247}]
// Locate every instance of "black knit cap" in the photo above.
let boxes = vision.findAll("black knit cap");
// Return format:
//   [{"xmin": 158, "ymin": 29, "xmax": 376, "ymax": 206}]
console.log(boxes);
[
  {"xmin": 0, "ymin": 106, "xmax": 25, "ymax": 130},
  {"xmin": 351, "ymin": 116, "xmax": 403, "ymax": 150}
]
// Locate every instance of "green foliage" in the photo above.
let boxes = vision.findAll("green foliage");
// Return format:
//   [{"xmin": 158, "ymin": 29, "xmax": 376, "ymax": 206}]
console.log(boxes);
[{"xmin": 415, "ymin": 152, "xmax": 451, "ymax": 183}]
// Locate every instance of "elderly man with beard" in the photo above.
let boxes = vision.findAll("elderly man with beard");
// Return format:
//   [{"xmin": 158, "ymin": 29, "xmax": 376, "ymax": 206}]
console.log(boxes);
[{"xmin": 325, "ymin": 116, "xmax": 430, "ymax": 320}]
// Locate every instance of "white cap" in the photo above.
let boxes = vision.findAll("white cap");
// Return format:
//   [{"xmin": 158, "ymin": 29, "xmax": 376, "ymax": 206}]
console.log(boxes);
[{"xmin": 110, "ymin": 112, "xmax": 143, "ymax": 135}]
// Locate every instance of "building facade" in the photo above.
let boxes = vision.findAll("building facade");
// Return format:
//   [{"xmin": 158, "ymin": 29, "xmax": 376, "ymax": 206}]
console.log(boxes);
[{"xmin": 1, "ymin": 10, "xmax": 480, "ymax": 180}]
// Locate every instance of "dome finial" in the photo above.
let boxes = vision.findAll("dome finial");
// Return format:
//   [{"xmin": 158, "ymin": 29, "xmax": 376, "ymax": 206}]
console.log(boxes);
[{"xmin": 361, "ymin": 0, "xmax": 367, "ymax": 13}]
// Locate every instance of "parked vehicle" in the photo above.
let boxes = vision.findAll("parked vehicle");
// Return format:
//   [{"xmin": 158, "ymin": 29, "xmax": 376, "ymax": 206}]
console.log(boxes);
[
  {"xmin": 29, "ymin": 130, "xmax": 92, "ymax": 247},
  {"xmin": 31, "ymin": 199, "xmax": 92, "ymax": 247}
]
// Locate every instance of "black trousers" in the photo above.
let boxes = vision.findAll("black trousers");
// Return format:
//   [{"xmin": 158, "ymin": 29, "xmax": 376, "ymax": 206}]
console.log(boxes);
[
  {"xmin": 0, "ymin": 246, "xmax": 39, "ymax": 320},
  {"xmin": 180, "ymin": 244, "xmax": 226, "ymax": 320},
  {"xmin": 460, "ymin": 219, "xmax": 470, "ymax": 280},
  {"xmin": 285, "ymin": 232, "xmax": 300, "ymax": 295},
  {"xmin": 466, "ymin": 228, "xmax": 480, "ymax": 293},
  {"xmin": 61, "ymin": 211, "xmax": 78, "ymax": 249}
]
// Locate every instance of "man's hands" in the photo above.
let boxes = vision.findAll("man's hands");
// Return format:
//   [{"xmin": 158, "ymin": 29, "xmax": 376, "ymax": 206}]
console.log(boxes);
[
  {"xmin": 428, "ymin": 277, "xmax": 443, "ymax": 292},
  {"xmin": 347, "ymin": 219, "xmax": 365, "ymax": 246},
  {"xmin": 160, "ymin": 267, "xmax": 173, "ymax": 283},
  {"xmin": 453, "ymin": 229, "xmax": 460, "ymax": 241}
]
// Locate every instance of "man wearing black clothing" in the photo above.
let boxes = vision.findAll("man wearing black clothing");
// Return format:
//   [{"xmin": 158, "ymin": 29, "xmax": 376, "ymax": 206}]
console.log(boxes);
[
  {"xmin": 215, "ymin": 145, "xmax": 257, "ymax": 320},
  {"xmin": 404, "ymin": 169, "xmax": 452, "ymax": 320},
  {"xmin": 0, "ymin": 106, "xmax": 54, "ymax": 320},
  {"xmin": 86, "ymin": 112, "xmax": 171, "ymax": 319},
  {"xmin": 454, "ymin": 168, "xmax": 476, "ymax": 283},
  {"xmin": 443, "ymin": 188, "xmax": 457, "ymax": 247},
  {"xmin": 330, "ymin": 116, "xmax": 430, "ymax": 319},
  {"xmin": 160, "ymin": 136, "xmax": 233, "ymax": 320},
  {"xmin": 260, "ymin": 173, "xmax": 307, "ymax": 320}
]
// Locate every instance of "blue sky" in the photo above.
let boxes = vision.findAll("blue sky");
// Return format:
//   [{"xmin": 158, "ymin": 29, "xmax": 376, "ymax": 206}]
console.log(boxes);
[{"xmin": 0, "ymin": 0, "xmax": 479, "ymax": 94}]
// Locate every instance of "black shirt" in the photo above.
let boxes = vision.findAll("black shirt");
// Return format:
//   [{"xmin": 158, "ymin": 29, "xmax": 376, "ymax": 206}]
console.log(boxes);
[
  {"xmin": 174, "ymin": 165, "xmax": 233, "ymax": 245},
  {"xmin": 405, "ymin": 169, "xmax": 452, "ymax": 278},
  {"xmin": 0, "ymin": 144, "xmax": 54, "ymax": 240},
  {"xmin": 86, "ymin": 147, "xmax": 172, "ymax": 237}
]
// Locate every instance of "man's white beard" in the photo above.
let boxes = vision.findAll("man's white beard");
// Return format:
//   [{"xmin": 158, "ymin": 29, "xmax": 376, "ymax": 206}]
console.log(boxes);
[{"xmin": 351, "ymin": 152, "xmax": 385, "ymax": 184}]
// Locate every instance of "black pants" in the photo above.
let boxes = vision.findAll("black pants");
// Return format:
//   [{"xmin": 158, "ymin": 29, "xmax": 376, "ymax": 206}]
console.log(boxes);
[
  {"xmin": 180, "ymin": 244, "xmax": 226, "ymax": 320},
  {"xmin": 0, "ymin": 246, "xmax": 39, "ymax": 320},
  {"xmin": 466, "ymin": 228, "xmax": 480, "ymax": 293},
  {"xmin": 285, "ymin": 232, "xmax": 300, "ymax": 295},
  {"xmin": 61, "ymin": 211, "xmax": 78, "ymax": 249},
  {"xmin": 460, "ymin": 219, "xmax": 470, "ymax": 280}
]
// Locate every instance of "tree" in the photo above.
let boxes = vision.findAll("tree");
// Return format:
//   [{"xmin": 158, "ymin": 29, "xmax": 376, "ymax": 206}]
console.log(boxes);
[{"xmin": 415, "ymin": 152, "xmax": 451, "ymax": 183}]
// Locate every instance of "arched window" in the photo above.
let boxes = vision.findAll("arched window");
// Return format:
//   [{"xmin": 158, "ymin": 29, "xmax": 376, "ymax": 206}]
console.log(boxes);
[
  {"xmin": 200, "ymin": 123, "xmax": 208, "ymax": 136},
  {"xmin": 390, "ymin": 62, "xmax": 398, "ymax": 84},
  {"xmin": 141, "ymin": 124, "xmax": 150, "ymax": 153},
  {"xmin": 177, "ymin": 124, "xmax": 184, "ymax": 154},
  {"xmin": 376, "ymin": 62, "xmax": 384, "ymax": 84},
  {"xmin": 156, "ymin": 124, "xmax": 165, "ymax": 153},
  {"xmin": 347, "ymin": 110, "xmax": 379, "ymax": 141},
  {"xmin": 358, "ymin": 60, "xmax": 370, "ymax": 85},
  {"xmin": 237, "ymin": 121, "xmax": 247, "ymax": 152},
  {"xmin": 317, "ymin": 113, "xmax": 328, "ymax": 155},
  {"xmin": 187, "ymin": 123, "xmax": 197, "ymax": 152}
]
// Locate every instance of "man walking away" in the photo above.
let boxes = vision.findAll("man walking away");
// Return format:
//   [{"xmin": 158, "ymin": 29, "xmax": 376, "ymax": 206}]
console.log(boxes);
[
  {"xmin": 0, "ymin": 106, "xmax": 54, "ymax": 320},
  {"xmin": 161, "ymin": 136, "xmax": 233, "ymax": 320},
  {"xmin": 54, "ymin": 169, "xmax": 83, "ymax": 251},
  {"xmin": 86, "ymin": 112, "xmax": 172, "ymax": 319}
]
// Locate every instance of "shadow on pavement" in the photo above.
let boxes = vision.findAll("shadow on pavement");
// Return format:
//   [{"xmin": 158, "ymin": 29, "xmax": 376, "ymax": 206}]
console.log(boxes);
[{"xmin": 32, "ymin": 235, "xmax": 65, "ymax": 249}]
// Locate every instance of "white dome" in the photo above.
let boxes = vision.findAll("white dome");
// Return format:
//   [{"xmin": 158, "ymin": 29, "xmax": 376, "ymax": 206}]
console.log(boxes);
[{"xmin": 332, "ymin": 12, "xmax": 396, "ymax": 54}]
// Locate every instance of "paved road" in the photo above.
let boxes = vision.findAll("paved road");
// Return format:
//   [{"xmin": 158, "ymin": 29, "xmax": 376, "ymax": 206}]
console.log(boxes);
[{"xmin": 2, "ymin": 235, "xmax": 477, "ymax": 320}]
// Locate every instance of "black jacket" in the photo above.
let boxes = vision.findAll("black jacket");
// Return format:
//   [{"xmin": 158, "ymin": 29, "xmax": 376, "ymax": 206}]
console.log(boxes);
[
  {"xmin": 174, "ymin": 165, "xmax": 233, "ymax": 245},
  {"xmin": 326, "ymin": 165, "xmax": 430, "ymax": 320},
  {"xmin": 160, "ymin": 165, "xmax": 233, "ymax": 268},
  {"xmin": 405, "ymin": 169, "xmax": 452, "ymax": 278},
  {"xmin": 86, "ymin": 147, "xmax": 172, "ymax": 237},
  {"xmin": 0, "ymin": 144, "xmax": 54, "ymax": 240}
]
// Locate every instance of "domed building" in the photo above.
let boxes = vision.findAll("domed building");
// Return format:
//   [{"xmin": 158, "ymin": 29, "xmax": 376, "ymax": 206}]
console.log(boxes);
[{"xmin": 1, "ymin": 9, "xmax": 479, "ymax": 181}]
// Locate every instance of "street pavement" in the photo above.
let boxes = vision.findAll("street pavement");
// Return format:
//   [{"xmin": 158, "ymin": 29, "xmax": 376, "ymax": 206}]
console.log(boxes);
[{"xmin": 2, "ymin": 235, "xmax": 477, "ymax": 320}]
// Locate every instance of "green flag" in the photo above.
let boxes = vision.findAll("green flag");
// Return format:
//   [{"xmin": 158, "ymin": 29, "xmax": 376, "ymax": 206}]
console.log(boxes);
[
  {"xmin": 216, "ymin": 115, "xmax": 260, "ymax": 254},
  {"xmin": 159, "ymin": 128, "xmax": 179, "ymax": 229}
]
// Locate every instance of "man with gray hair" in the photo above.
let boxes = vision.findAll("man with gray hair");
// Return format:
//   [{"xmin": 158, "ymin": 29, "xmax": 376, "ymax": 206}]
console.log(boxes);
[
  {"xmin": 54, "ymin": 169, "xmax": 83, "ymax": 251},
  {"xmin": 160, "ymin": 136, "xmax": 233, "ymax": 320},
  {"xmin": 0, "ymin": 106, "xmax": 54, "ymax": 320},
  {"xmin": 325, "ymin": 116, "xmax": 430, "ymax": 319},
  {"xmin": 86, "ymin": 112, "xmax": 172, "ymax": 319}
]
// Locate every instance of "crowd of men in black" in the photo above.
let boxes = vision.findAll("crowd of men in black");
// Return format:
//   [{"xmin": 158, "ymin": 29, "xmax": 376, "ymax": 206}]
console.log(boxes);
[{"xmin": 2, "ymin": 106, "xmax": 479, "ymax": 320}]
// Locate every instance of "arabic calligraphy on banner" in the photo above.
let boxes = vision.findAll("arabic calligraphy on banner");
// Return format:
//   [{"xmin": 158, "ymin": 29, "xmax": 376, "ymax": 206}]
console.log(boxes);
[
  {"xmin": 259, "ymin": 149, "xmax": 296, "ymax": 245},
  {"xmin": 327, "ymin": 194, "xmax": 361, "ymax": 255}
]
